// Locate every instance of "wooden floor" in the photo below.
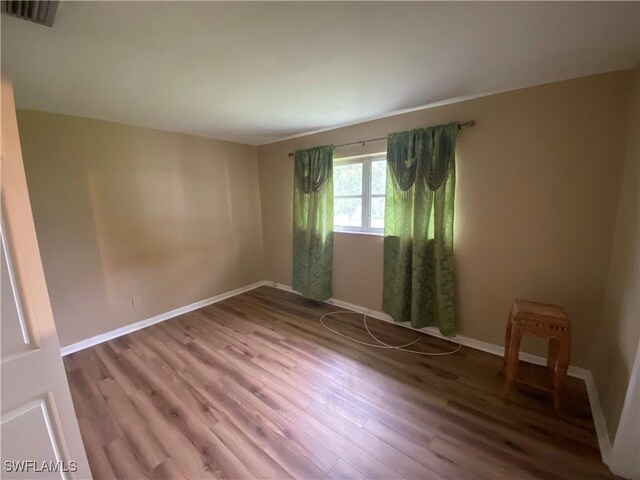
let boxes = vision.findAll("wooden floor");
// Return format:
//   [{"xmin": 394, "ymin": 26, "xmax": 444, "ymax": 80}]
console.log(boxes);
[{"xmin": 64, "ymin": 286, "xmax": 613, "ymax": 479}]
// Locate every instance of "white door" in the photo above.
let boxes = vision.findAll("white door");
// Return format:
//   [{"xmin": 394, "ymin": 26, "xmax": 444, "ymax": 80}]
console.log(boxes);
[{"xmin": 1, "ymin": 78, "xmax": 91, "ymax": 479}]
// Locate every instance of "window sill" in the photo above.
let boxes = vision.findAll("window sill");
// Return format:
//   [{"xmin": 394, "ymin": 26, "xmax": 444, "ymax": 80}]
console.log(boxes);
[{"xmin": 334, "ymin": 230, "xmax": 384, "ymax": 237}]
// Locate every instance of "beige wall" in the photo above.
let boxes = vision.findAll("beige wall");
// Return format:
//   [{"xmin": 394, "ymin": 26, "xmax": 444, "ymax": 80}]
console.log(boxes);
[
  {"xmin": 17, "ymin": 110, "xmax": 264, "ymax": 347},
  {"xmin": 15, "ymin": 68, "xmax": 637, "ymax": 409},
  {"xmin": 591, "ymin": 66, "xmax": 639, "ymax": 440},
  {"xmin": 257, "ymin": 69, "xmax": 636, "ymax": 368},
  {"xmin": 14, "ymin": 69, "xmax": 638, "ymax": 439}
]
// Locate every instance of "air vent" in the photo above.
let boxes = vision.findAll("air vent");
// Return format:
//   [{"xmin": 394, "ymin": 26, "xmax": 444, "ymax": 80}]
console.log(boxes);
[{"xmin": 1, "ymin": 1, "xmax": 58, "ymax": 27}]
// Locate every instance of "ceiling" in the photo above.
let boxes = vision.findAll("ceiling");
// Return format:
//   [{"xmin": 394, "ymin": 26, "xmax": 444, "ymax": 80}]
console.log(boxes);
[{"xmin": 2, "ymin": 2, "xmax": 639, "ymax": 146}]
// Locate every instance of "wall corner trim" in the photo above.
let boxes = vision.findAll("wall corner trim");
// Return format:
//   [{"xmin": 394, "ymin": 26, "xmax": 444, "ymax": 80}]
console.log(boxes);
[
  {"xmin": 59, "ymin": 280, "xmax": 269, "ymax": 356},
  {"xmin": 583, "ymin": 370, "xmax": 613, "ymax": 466}
]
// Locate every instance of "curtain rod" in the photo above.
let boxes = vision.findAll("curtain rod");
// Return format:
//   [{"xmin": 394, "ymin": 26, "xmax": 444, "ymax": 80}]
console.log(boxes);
[{"xmin": 287, "ymin": 120, "xmax": 476, "ymax": 157}]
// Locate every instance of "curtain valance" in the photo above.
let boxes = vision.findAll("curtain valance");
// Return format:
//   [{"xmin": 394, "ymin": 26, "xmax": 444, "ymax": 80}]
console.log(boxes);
[{"xmin": 386, "ymin": 122, "xmax": 459, "ymax": 192}]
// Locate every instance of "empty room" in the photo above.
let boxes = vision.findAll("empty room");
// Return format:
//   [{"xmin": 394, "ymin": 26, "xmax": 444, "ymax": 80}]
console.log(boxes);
[{"xmin": 1, "ymin": 1, "xmax": 639, "ymax": 479}]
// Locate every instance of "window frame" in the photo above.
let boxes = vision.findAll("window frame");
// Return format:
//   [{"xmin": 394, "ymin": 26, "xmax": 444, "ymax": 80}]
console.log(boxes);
[{"xmin": 333, "ymin": 154, "xmax": 386, "ymax": 235}]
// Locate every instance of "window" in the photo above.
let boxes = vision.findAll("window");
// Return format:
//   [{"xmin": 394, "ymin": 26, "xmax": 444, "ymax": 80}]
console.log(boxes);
[{"xmin": 334, "ymin": 155, "xmax": 386, "ymax": 234}]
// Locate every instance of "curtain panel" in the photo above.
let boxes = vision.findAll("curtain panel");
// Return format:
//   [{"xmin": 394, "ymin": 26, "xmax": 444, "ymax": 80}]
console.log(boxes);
[
  {"xmin": 292, "ymin": 145, "xmax": 335, "ymax": 301},
  {"xmin": 382, "ymin": 122, "xmax": 459, "ymax": 335}
]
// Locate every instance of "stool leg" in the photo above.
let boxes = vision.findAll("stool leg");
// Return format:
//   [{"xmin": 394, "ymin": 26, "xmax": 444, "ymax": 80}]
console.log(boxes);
[
  {"xmin": 553, "ymin": 338, "xmax": 571, "ymax": 411},
  {"xmin": 501, "ymin": 311, "xmax": 514, "ymax": 375},
  {"xmin": 548, "ymin": 338, "xmax": 560, "ymax": 370},
  {"xmin": 502, "ymin": 326, "xmax": 521, "ymax": 402}
]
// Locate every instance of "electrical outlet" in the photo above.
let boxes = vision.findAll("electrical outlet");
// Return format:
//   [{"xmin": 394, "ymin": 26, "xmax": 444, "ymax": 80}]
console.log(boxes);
[{"xmin": 131, "ymin": 296, "xmax": 142, "ymax": 307}]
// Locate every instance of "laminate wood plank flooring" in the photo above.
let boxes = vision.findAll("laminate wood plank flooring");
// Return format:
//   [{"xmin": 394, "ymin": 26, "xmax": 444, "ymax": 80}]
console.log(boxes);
[{"xmin": 64, "ymin": 286, "xmax": 614, "ymax": 479}]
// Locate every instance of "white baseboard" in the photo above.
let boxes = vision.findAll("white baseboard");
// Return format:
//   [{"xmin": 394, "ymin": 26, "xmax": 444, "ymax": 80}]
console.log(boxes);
[
  {"xmin": 265, "ymin": 280, "xmax": 612, "ymax": 466},
  {"xmin": 59, "ymin": 280, "xmax": 268, "ymax": 356},
  {"xmin": 58, "ymin": 278, "xmax": 613, "ymax": 468},
  {"xmin": 266, "ymin": 281, "xmax": 590, "ymax": 378}
]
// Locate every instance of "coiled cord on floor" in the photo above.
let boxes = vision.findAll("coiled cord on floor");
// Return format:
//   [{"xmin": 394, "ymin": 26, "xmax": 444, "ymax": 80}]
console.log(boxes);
[{"xmin": 320, "ymin": 310, "xmax": 462, "ymax": 356}]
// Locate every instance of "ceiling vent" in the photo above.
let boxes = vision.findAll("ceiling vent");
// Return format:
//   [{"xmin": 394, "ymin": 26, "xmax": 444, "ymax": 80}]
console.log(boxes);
[{"xmin": 1, "ymin": 1, "xmax": 58, "ymax": 27}]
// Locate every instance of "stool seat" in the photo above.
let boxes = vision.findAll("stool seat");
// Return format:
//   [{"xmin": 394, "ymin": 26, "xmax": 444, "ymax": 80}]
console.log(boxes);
[
  {"xmin": 502, "ymin": 299, "xmax": 571, "ymax": 411},
  {"xmin": 511, "ymin": 299, "xmax": 569, "ymax": 327}
]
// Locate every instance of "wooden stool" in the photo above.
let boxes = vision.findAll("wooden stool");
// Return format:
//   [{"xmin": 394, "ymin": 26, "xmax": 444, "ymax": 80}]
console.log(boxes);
[{"xmin": 502, "ymin": 299, "xmax": 571, "ymax": 410}]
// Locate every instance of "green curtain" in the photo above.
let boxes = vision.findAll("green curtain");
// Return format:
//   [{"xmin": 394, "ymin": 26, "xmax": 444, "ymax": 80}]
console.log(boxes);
[
  {"xmin": 292, "ymin": 145, "xmax": 335, "ymax": 301},
  {"xmin": 382, "ymin": 122, "xmax": 459, "ymax": 336}
]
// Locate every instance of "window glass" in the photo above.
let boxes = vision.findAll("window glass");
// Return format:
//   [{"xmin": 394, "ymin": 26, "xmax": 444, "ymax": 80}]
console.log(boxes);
[
  {"xmin": 370, "ymin": 196, "xmax": 385, "ymax": 229},
  {"xmin": 333, "ymin": 157, "xmax": 385, "ymax": 233},
  {"xmin": 371, "ymin": 160, "xmax": 386, "ymax": 195},
  {"xmin": 334, "ymin": 163, "xmax": 362, "ymax": 196},
  {"xmin": 335, "ymin": 198, "xmax": 362, "ymax": 227}
]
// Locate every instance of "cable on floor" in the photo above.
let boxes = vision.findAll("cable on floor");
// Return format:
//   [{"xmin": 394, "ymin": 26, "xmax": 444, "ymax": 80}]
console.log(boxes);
[{"xmin": 320, "ymin": 310, "xmax": 462, "ymax": 356}]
